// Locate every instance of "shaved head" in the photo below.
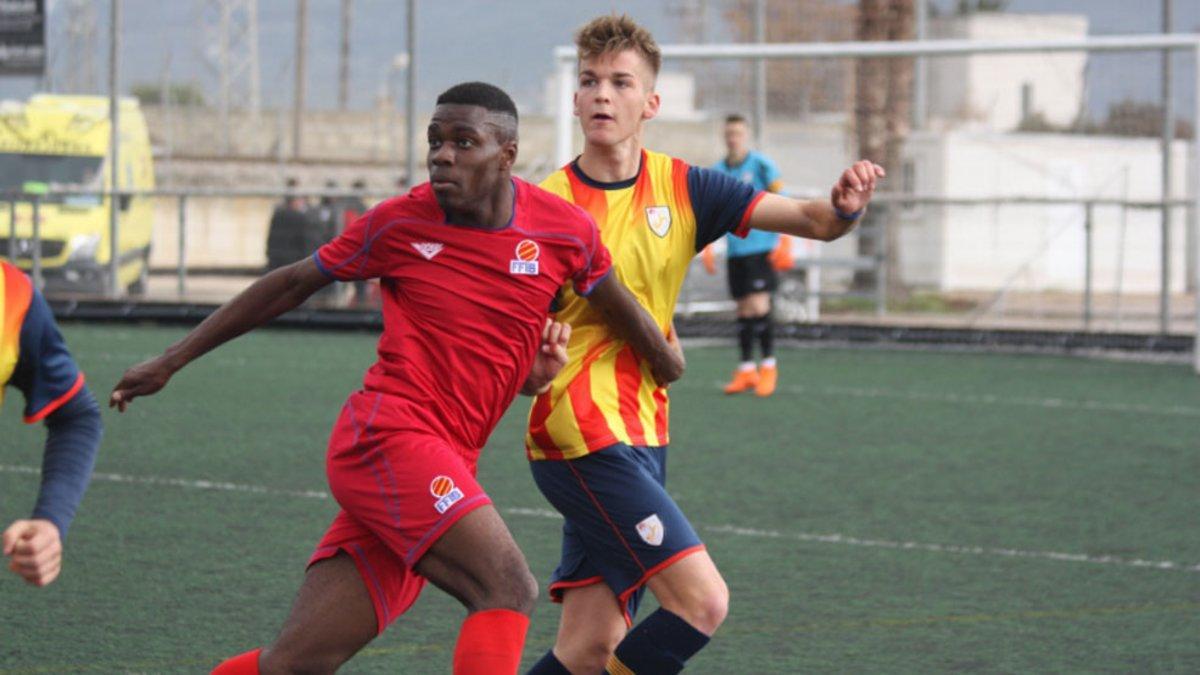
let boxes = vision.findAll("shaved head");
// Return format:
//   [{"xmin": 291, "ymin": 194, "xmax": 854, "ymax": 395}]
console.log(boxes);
[{"xmin": 435, "ymin": 81, "xmax": 519, "ymax": 143}]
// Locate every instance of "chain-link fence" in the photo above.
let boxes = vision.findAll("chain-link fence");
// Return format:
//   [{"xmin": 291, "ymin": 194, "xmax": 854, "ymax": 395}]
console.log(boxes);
[
  {"xmin": 550, "ymin": 29, "xmax": 1200, "ymax": 371},
  {"xmin": 3, "ymin": 2, "xmax": 1199, "ymax": 369}
]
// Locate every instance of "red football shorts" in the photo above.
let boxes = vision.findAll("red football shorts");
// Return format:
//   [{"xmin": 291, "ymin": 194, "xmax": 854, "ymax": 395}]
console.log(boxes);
[{"xmin": 309, "ymin": 390, "xmax": 492, "ymax": 633}]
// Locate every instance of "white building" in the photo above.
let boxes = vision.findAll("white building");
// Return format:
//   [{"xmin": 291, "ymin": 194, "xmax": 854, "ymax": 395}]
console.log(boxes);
[
  {"xmin": 898, "ymin": 131, "xmax": 1191, "ymax": 294},
  {"xmin": 927, "ymin": 13, "xmax": 1088, "ymax": 132}
]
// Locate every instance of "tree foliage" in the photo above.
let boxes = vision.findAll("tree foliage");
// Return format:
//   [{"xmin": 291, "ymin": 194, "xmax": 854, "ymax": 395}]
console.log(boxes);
[{"xmin": 130, "ymin": 82, "xmax": 207, "ymax": 107}]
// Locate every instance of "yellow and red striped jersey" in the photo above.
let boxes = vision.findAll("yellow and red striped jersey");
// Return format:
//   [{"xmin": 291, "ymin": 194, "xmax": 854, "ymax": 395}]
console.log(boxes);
[
  {"xmin": 526, "ymin": 149, "xmax": 764, "ymax": 460},
  {"xmin": 0, "ymin": 261, "xmax": 34, "ymax": 408},
  {"xmin": 1, "ymin": 260, "xmax": 85, "ymax": 421}
]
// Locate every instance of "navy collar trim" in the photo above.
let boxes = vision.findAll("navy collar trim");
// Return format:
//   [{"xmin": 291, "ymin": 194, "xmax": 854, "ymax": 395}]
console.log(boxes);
[{"xmin": 569, "ymin": 153, "xmax": 643, "ymax": 190}]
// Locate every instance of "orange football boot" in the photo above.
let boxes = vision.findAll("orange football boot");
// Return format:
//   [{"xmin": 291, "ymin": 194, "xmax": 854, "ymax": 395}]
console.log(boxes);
[
  {"xmin": 723, "ymin": 367, "xmax": 760, "ymax": 394},
  {"xmin": 755, "ymin": 364, "xmax": 778, "ymax": 397}
]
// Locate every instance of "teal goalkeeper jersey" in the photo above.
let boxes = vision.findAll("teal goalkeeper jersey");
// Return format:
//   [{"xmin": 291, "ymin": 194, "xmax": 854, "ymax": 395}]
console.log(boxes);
[{"xmin": 712, "ymin": 150, "xmax": 782, "ymax": 258}]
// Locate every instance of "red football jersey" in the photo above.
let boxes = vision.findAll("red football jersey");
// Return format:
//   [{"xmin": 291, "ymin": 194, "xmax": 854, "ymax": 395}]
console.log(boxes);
[{"xmin": 315, "ymin": 179, "xmax": 612, "ymax": 458}]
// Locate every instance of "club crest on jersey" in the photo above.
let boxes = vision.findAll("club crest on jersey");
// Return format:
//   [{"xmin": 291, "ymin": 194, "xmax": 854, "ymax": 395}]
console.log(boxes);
[
  {"xmin": 412, "ymin": 242, "xmax": 444, "ymax": 260},
  {"xmin": 509, "ymin": 239, "xmax": 540, "ymax": 275},
  {"xmin": 430, "ymin": 475, "xmax": 464, "ymax": 514},
  {"xmin": 645, "ymin": 206, "xmax": 672, "ymax": 237},
  {"xmin": 635, "ymin": 514, "xmax": 664, "ymax": 546}
]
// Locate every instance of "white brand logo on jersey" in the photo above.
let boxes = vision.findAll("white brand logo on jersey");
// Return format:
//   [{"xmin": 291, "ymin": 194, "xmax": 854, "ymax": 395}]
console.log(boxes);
[
  {"xmin": 645, "ymin": 206, "xmax": 672, "ymax": 237},
  {"xmin": 510, "ymin": 239, "xmax": 540, "ymax": 276},
  {"xmin": 635, "ymin": 514, "xmax": 664, "ymax": 546},
  {"xmin": 412, "ymin": 242, "xmax": 445, "ymax": 260},
  {"xmin": 430, "ymin": 475, "xmax": 464, "ymax": 514}
]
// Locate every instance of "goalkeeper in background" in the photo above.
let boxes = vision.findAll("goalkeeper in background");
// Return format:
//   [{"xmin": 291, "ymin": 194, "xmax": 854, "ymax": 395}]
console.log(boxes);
[{"xmin": 702, "ymin": 113, "xmax": 793, "ymax": 397}]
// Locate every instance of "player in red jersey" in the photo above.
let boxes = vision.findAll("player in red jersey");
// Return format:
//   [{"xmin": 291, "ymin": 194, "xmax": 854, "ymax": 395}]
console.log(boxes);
[{"xmin": 109, "ymin": 82, "xmax": 683, "ymax": 675}]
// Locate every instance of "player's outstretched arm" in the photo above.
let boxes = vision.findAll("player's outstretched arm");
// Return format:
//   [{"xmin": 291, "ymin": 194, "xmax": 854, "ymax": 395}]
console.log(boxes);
[
  {"xmin": 748, "ymin": 160, "xmax": 885, "ymax": 242},
  {"xmin": 110, "ymin": 258, "xmax": 332, "ymax": 411},
  {"xmin": 7, "ymin": 386, "xmax": 104, "ymax": 587},
  {"xmin": 584, "ymin": 274, "xmax": 685, "ymax": 385}
]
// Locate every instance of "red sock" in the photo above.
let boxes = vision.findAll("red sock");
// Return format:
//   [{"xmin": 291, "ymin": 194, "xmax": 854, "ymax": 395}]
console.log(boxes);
[
  {"xmin": 211, "ymin": 648, "xmax": 261, "ymax": 675},
  {"xmin": 452, "ymin": 609, "xmax": 530, "ymax": 675}
]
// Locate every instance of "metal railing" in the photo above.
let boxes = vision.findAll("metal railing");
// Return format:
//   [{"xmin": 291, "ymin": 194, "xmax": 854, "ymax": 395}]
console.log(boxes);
[
  {"xmin": 552, "ymin": 33, "xmax": 1200, "ymax": 375},
  {"xmin": 2, "ymin": 187, "xmax": 1197, "ymax": 369}
]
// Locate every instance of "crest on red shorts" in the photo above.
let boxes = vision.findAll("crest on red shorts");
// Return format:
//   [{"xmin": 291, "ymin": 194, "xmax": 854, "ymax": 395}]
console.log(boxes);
[
  {"xmin": 635, "ymin": 514, "xmax": 664, "ymax": 546},
  {"xmin": 430, "ymin": 475, "xmax": 464, "ymax": 514}
]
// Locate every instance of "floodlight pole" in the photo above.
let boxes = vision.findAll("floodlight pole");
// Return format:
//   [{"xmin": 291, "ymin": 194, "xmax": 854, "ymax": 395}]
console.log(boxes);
[
  {"xmin": 292, "ymin": 0, "xmax": 307, "ymax": 159},
  {"xmin": 753, "ymin": 0, "xmax": 766, "ymax": 148},
  {"xmin": 404, "ymin": 0, "xmax": 417, "ymax": 187},
  {"xmin": 914, "ymin": 0, "xmax": 928, "ymax": 130},
  {"xmin": 108, "ymin": 0, "xmax": 121, "ymax": 298},
  {"xmin": 1161, "ymin": 0, "xmax": 1174, "ymax": 334}
]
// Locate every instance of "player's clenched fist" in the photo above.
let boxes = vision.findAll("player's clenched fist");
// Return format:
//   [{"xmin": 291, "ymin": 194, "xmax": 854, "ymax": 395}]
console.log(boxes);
[
  {"xmin": 830, "ymin": 160, "xmax": 885, "ymax": 217},
  {"xmin": 110, "ymin": 355, "xmax": 176, "ymax": 412},
  {"xmin": 522, "ymin": 319, "xmax": 572, "ymax": 395},
  {"xmin": 3, "ymin": 519, "xmax": 63, "ymax": 587}
]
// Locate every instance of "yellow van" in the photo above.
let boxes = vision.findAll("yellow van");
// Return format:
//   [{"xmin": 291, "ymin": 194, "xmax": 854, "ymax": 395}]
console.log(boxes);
[{"xmin": 0, "ymin": 94, "xmax": 155, "ymax": 294}]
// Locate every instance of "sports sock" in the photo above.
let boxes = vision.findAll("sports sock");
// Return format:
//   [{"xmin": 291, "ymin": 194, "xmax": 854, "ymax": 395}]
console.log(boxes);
[
  {"xmin": 757, "ymin": 313, "xmax": 775, "ymax": 359},
  {"xmin": 453, "ymin": 608, "xmax": 530, "ymax": 675},
  {"xmin": 761, "ymin": 356, "xmax": 777, "ymax": 369},
  {"xmin": 737, "ymin": 317, "xmax": 754, "ymax": 362},
  {"xmin": 211, "ymin": 648, "xmax": 261, "ymax": 674},
  {"xmin": 527, "ymin": 649, "xmax": 573, "ymax": 675},
  {"xmin": 605, "ymin": 608, "xmax": 710, "ymax": 675}
]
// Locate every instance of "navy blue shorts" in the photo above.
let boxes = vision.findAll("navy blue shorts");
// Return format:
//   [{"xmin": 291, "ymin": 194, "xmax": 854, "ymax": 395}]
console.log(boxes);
[{"xmin": 529, "ymin": 443, "xmax": 705, "ymax": 625}]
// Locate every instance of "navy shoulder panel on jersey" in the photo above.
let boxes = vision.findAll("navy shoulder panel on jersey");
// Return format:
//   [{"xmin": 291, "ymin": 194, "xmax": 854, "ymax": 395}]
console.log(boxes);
[
  {"xmin": 11, "ymin": 287, "xmax": 83, "ymax": 422},
  {"xmin": 687, "ymin": 166, "xmax": 760, "ymax": 252}
]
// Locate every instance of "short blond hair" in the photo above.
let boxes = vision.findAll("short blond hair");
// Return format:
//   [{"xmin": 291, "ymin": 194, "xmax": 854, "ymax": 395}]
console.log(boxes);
[{"xmin": 574, "ymin": 14, "xmax": 662, "ymax": 80}]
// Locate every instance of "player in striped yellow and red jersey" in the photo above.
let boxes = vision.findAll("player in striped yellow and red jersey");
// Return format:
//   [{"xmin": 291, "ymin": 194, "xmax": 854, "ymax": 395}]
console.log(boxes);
[
  {"xmin": 525, "ymin": 15, "xmax": 886, "ymax": 675},
  {"xmin": 526, "ymin": 148, "xmax": 754, "ymax": 459},
  {"xmin": 1, "ymin": 260, "xmax": 102, "ymax": 588}
]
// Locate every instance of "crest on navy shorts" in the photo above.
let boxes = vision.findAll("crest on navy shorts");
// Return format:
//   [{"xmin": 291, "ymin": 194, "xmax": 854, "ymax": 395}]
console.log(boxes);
[
  {"xmin": 510, "ymin": 239, "xmax": 540, "ymax": 276},
  {"xmin": 645, "ymin": 206, "xmax": 671, "ymax": 238},
  {"xmin": 430, "ymin": 475, "xmax": 464, "ymax": 514},
  {"xmin": 635, "ymin": 514, "xmax": 664, "ymax": 546},
  {"xmin": 412, "ymin": 242, "xmax": 444, "ymax": 260}
]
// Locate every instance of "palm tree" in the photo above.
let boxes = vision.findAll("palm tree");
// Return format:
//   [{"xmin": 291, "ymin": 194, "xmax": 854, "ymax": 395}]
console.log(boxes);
[{"xmin": 854, "ymin": 0, "xmax": 914, "ymax": 292}]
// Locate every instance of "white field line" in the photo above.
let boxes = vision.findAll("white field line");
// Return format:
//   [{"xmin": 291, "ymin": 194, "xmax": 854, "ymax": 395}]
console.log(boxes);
[
  {"xmin": 697, "ymin": 381, "xmax": 1200, "ymax": 418},
  {"xmin": 3, "ymin": 465, "xmax": 1196, "ymax": 574}
]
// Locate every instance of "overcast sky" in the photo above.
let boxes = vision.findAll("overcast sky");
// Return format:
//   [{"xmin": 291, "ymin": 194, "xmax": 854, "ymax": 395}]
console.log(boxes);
[{"xmin": 1, "ymin": 0, "xmax": 1195, "ymax": 118}]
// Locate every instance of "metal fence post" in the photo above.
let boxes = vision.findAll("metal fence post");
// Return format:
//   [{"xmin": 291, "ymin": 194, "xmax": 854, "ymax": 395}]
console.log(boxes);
[
  {"xmin": 7, "ymin": 200, "xmax": 15, "ymax": 263},
  {"xmin": 1160, "ymin": 201, "xmax": 1171, "ymax": 334},
  {"xmin": 177, "ymin": 194, "xmax": 188, "ymax": 296},
  {"xmin": 1084, "ymin": 202, "xmax": 1094, "ymax": 331},
  {"xmin": 875, "ymin": 210, "xmax": 887, "ymax": 317},
  {"xmin": 1192, "ymin": 43, "xmax": 1200, "ymax": 374},
  {"xmin": 30, "ymin": 195, "xmax": 42, "ymax": 290},
  {"xmin": 108, "ymin": 0, "xmax": 121, "ymax": 299}
]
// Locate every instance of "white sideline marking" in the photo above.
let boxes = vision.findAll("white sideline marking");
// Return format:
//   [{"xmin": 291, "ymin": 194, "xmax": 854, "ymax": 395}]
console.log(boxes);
[
  {"xmin": 3, "ymin": 465, "xmax": 1197, "ymax": 574},
  {"xmin": 0, "ymin": 465, "xmax": 331, "ymax": 500},
  {"xmin": 700, "ymin": 381, "xmax": 1200, "ymax": 418}
]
